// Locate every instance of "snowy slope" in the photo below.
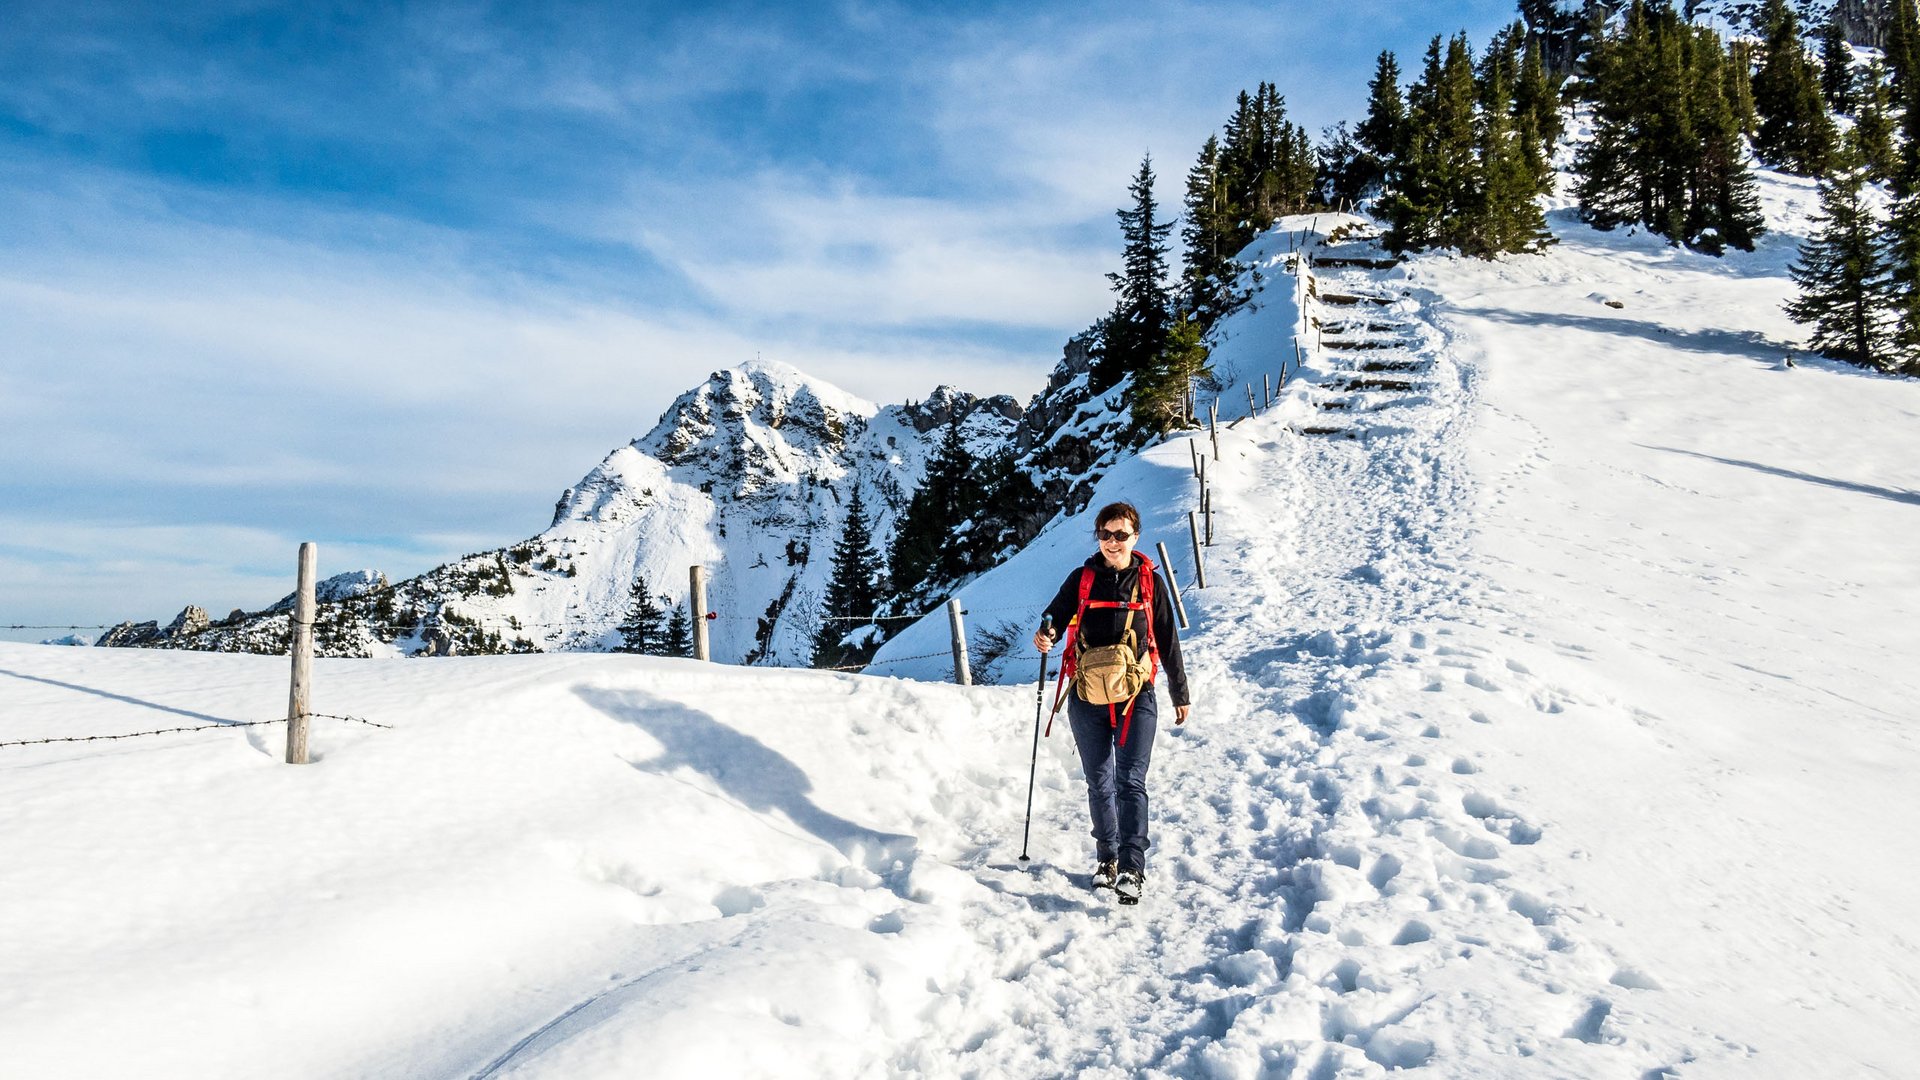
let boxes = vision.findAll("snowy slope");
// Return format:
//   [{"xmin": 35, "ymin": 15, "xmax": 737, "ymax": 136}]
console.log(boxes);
[
  {"xmin": 125, "ymin": 360, "xmax": 1019, "ymax": 665},
  {"xmin": 5, "ymin": 177, "xmax": 1919, "ymax": 1078}
]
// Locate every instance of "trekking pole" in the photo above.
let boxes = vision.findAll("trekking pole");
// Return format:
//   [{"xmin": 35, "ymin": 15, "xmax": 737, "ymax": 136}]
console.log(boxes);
[{"xmin": 1019, "ymin": 615, "xmax": 1053, "ymax": 864}]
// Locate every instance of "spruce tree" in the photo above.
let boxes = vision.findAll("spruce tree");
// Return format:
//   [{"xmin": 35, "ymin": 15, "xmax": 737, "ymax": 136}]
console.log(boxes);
[
  {"xmin": 1886, "ymin": 185, "xmax": 1920, "ymax": 371},
  {"xmin": 1093, "ymin": 154, "xmax": 1174, "ymax": 394},
  {"xmin": 1727, "ymin": 38, "xmax": 1760, "ymax": 138},
  {"xmin": 1468, "ymin": 64, "xmax": 1550, "ymax": 256},
  {"xmin": 1787, "ymin": 147, "xmax": 1896, "ymax": 370},
  {"xmin": 813, "ymin": 484, "xmax": 885, "ymax": 669},
  {"xmin": 1853, "ymin": 61, "xmax": 1899, "ymax": 184},
  {"xmin": 1385, "ymin": 34, "xmax": 1479, "ymax": 252},
  {"xmin": 1818, "ymin": 13, "xmax": 1854, "ymax": 115},
  {"xmin": 1752, "ymin": 0, "xmax": 1837, "ymax": 176},
  {"xmin": 616, "ymin": 573, "xmax": 666, "ymax": 654},
  {"xmin": 1689, "ymin": 26, "xmax": 1766, "ymax": 253},
  {"xmin": 1317, "ymin": 121, "xmax": 1370, "ymax": 212},
  {"xmin": 888, "ymin": 415, "xmax": 989, "ymax": 598},
  {"xmin": 1356, "ymin": 51, "xmax": 1408, "ymax": 197},
  {"xmin": 1888, "ymin": 0, "xmax": 1920, "ymax": 119},
  {"xmin": 1515, "ymin": 38, "xmax": 1563, "ymax": 191},
  {"xmin": 663, "ymin": 606, "xmax": 692, "ymax": 659},
  {"xmin": 1131, "ymin": 317, "xmax": 1211, "ymax": 435},
  {"xmin": 1181, "ymin": 135, "xmax": 1238, "ymax": 322}
]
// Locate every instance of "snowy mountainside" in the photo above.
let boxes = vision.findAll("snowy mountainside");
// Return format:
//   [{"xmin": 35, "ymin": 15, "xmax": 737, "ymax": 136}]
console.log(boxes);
[{"xmin": 119, "ymin": 360, "xmax": 1020, "ymax": 665}]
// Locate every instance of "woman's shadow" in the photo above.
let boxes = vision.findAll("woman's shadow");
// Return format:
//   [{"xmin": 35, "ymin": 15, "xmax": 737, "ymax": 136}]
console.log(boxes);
[{"xmin": 573, "ymin": 686, "xmax": 916, "ymax": 877}]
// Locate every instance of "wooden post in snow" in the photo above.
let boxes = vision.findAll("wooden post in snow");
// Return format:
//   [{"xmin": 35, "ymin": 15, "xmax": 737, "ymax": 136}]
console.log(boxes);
[
  {"xmin": 1208, "ymin": 402, "xmax": 1220, "ymax": 461},
  {"xmin": 689, "ymin": 566, "xmax": 711, "ymax": 661},
  {"xmin": 1246, "ymin": 383, "xmax": 1258, "ymax": 417},
  {"xmin": 1263, "ymin": 372, "xmax": 1271, "ymax": 408},
  {"xmin": 1187, "ymin": 512, "xmax": 1208, "ymax": 589},
  {"xmin": 285, "ymin": 542, "xmax": 316, "ymax": 765},
  {"xmin": 1156, "ymin": 542, "xmax": 1189, "ymax": 630},
  {"xmin": 947, "ymin": 598, "xmax": 971, "ymax": 686},
  {"xmin": 1189, "ymin": 437, "xmax": 1200, "ymax": 479}
]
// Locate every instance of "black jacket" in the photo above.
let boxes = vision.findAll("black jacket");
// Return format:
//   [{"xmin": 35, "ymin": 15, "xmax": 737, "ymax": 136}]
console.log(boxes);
[{"xmin": 1042, "ymin": 552, "xmax": 1189, "ymax": 707}]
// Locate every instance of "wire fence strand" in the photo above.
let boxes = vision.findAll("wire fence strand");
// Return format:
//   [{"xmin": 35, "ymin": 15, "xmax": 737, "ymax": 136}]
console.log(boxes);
[{"xmin": 0, "ymin": 712, "xmax": 392, "ymax": 750}]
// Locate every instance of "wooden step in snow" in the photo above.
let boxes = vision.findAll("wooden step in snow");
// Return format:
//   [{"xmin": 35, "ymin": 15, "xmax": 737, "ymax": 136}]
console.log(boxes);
[
  {"xmin": 1321, "ymin": 338, "xmax": 1406, "ymax": 351},
  {"xmin": 1311, "ymin": 256, "xmax": 1403, "ymax": 270},
  {"xmin": 1333, "ymin": 376, "xmax": 1419, "ymax": 392},
  {"xmin": 1361, "ymin": 358, "xmax": 1427, "ymax": 373},
  {"xmin": 1319, "ymin": 292, "xmax": 1398, "ymax": 307}
]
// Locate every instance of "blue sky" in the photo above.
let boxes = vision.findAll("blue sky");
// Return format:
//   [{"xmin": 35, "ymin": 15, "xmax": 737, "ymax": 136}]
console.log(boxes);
[{"xmin": 0, "ymin": 0, "xmax": 1521, "ymax": 634}]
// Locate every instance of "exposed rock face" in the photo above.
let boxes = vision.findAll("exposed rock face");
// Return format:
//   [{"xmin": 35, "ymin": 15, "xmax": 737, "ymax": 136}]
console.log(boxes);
[
  {"xmin": 269, "ymin": 571, "xmax": 389, "ymax": 613},
  {"xmin": 164, "ymin": 607, "xmax": 210, "ymax": 638},
  {"xmin": 96, "ymin": 621, "xmax": 161, "ymax": 648}
]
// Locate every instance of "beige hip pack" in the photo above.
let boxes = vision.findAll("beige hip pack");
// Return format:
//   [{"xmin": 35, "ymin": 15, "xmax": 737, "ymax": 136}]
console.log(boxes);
[{"xmin": 1075, "ymin": 634, "xmax": 1152, "ymax": 705}]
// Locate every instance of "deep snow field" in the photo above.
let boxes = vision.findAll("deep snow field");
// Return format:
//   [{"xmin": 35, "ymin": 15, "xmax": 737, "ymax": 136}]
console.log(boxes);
[{"xmin": 4, "ymin": 188, "xmax": 1918, "ymax": 1078}]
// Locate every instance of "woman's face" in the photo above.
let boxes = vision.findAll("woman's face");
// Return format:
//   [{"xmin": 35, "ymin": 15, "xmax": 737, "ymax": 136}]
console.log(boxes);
[{"xmin": 1096, "ymin": 517, "xmax": 1138, "ymax": 566}]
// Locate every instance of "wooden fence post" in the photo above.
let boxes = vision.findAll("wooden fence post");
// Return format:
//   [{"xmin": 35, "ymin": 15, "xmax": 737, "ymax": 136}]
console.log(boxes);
[
  {"xmin": 1187, "ymin": 512, "xmax": 1208, "ymax": 589},
  {"xmin": 947, "ymin": 598, "xmax": 971, "ymax": 686},
  {"xmin": 1204, "ymin": 485, "xmax": 1214, "ymax": 546},
  {"xmin": 1156, "ymin": 542, "xmax": 1189, "ymax": 630},
  {"xmin": 689, "ymin": 566, "xmax": 710, "ymax": 661},
  {"xmin": 1246, "ymin": 383, "xmax": 1257, "ymax": 417},
  {"xmin": 1189, "ymin": 437, "xmax": 1200, "ymax": 479},
  {"xmin": 286, "ymin": 542, "xmax": 316, "ymax": 765},
  {"xmin": 1209, "ymin": 402, "xmax": 1220, "ymax": 461},
  {"xmin": 1263, "ymin": 372, "xmax": 1272, "ymax": 408}
]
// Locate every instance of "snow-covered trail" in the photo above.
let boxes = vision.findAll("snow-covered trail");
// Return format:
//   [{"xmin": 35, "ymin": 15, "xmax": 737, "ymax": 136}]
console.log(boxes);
[{"xmin": 922, "ymin": 239, "xmax": 1737, "ymax": 1077}]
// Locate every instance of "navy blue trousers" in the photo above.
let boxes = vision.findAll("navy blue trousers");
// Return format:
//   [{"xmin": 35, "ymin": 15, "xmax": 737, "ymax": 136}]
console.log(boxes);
[{"xmin": 1066, "ymin": 688, "xmax": 1159, "ymax": 873}]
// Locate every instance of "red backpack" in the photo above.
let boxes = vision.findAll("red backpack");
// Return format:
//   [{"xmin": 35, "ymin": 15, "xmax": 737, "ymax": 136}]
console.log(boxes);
[{"xmin": 1047, "ymin": 552, "xmax": 1160, "ymax": 747}]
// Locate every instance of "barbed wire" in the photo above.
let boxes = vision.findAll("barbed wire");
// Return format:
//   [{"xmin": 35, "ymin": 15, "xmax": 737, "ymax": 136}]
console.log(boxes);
[{"xmin": 0, "ymin": 712, "xmax": 392, "ymax": 750}]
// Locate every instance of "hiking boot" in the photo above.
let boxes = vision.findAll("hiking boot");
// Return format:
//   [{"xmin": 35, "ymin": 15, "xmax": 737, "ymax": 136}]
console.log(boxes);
[
  {"xmin": 1115, "ymin": 868, "xmax": 1143, "ymax": 905},
  {"xmin": 1092, "ymin": 860, "xmax": 1118, "ymax": 891}
]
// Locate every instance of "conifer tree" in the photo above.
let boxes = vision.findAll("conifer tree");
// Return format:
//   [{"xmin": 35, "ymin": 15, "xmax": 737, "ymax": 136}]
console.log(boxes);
[
  {"xmin": 1894, "ymin": 0, "xmax": 1920, "ymax": 200},
  {"xmin": 888, "ymin": 415, "xmax": 988, "ymax": 597},
  {"xmin": 663, "ymin": 606, "xmax": 691, "ymax": 659},
  {"xmin": 1688, "ymin": 26, "xmax": 1766, "ymax": 253},
  {"xmin": 1131, "ymin": 317, "xmax": 1211, "ymax": 435},
  {"xmin": 1515, "ymin": 38, "xmax": 1563, "ymax": 191},
  {"xmin": 616, "ymin": 573, "xmax": 666, "ymax": 654},
  {"xmin": 1818, "ymin": 13, "xmax": 1855, "ymax": 114},
  {"xmin": 1727, "ymin": 38, "xmax": 1760, "ymax": 138},
  {"xmin": 1853, "ymin": 61, "xmax": 1899, "ymax": 183},
  {"xmin": 1181, "ymin": 135, "xmax": 1238, "ymax": 322},
  {"xmin": 1886, "ymin": 184, "xmax": 1920, "ymax": 370},
  {"xmin": 1468, "ymin": 64, "xmax": 1551, "ymax": 256},
  {"xmin": 1092, "ymin": 154, "xmax": 1174, "ymax": 394},
  {"xmin": 1787, "ymin": 147, "xmax": 1896, "ymax": 370},
  {"xmin": 1317, "ymin": 121, "xmax": 1370, "ymax": 211},
  {"xmin": 1752, "ymin": 0, "xmax": 1837, "ymax": 176},
  {"xmin": 813, "ymin": 484, "xmax": 885, "ymax": 669},
  {"xmin": 1356, "ymin": 51, "xmax": 1407, "ymax": 196},
  {"xmin": 1887, "ymin": 0, "xmax": 1920, "ymax": 119},
  {"xmin": 1385, "ymin": 35, "xmax": 1480, "ymax": 252}
]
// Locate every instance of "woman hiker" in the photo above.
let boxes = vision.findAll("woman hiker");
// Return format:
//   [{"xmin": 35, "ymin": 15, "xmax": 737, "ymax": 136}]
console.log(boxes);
[{"xmin": 1033, "ymin": 501, "xmax": 1190, "ymax": 904}]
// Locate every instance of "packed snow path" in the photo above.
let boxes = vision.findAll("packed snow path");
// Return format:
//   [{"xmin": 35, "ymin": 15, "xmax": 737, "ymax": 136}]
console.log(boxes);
[{"xmin": 928, "ymin": 248, "xmax": 1731, "ymax": 1077}]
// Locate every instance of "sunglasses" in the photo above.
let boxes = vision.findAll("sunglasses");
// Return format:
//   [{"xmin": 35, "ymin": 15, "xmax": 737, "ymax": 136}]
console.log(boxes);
[{"xmin": 1095, "ymin": 529, "xmax": 1135, "ymax": 542}]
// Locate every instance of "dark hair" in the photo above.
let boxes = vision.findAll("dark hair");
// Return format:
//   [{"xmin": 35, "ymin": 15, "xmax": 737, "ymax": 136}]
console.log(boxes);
[{"xmin": 1093, "ymin": 501, "xmax": 1140, "ymax": 534}]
